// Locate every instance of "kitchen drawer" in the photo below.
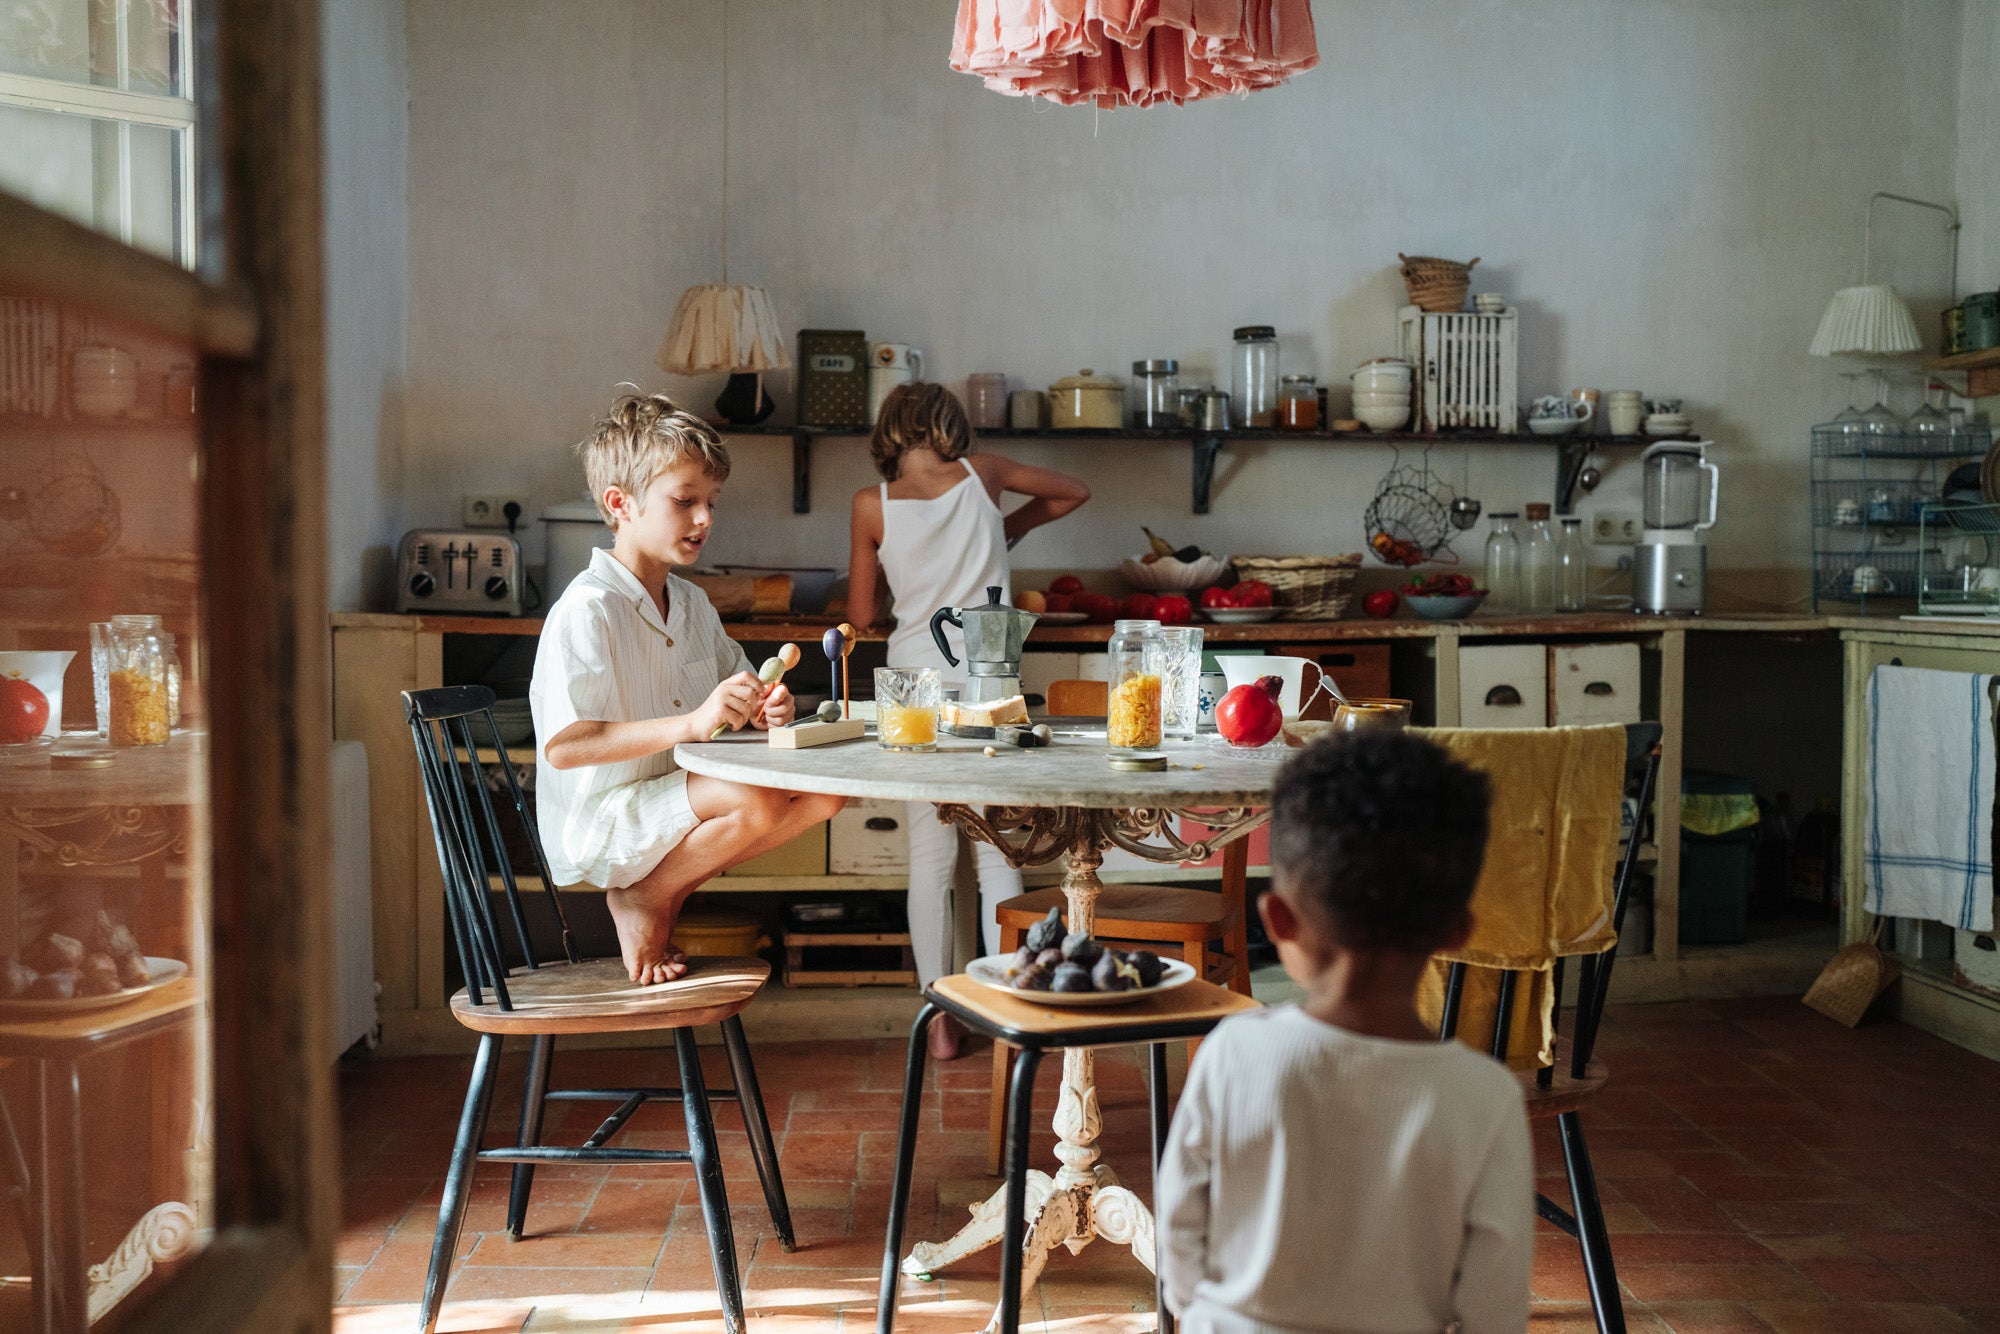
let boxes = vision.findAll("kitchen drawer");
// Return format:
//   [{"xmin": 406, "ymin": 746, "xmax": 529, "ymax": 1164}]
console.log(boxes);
[
  {"xmin": 1458, "ymin": 644, "xmax": 1548, "ymax": 728},
  {"xmin": 723, "ymin": 822, "xmax": 828, "ymax": 877},
  {"xmin": 1279, "ymin": 642, "xmax": 1391, "ymax": 721},
  {"xmin": 1549, "ymin": 642, "xmax": 1641, "ymax": 727},
  {"xmin": 829, "ymin": 799, "xmax": 909, "ymax": 874}
]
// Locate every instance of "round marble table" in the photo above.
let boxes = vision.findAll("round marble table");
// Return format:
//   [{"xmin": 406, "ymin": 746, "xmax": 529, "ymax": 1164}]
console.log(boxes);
[{"xmin": 677, "ymin": 731, "xmax": 1283, "ymax": 1328}]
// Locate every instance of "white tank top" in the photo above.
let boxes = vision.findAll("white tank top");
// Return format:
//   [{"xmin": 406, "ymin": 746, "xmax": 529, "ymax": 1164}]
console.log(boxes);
[{"xmin": 879, "ymin": 458, "xmax": 1012, "ymax": 674}]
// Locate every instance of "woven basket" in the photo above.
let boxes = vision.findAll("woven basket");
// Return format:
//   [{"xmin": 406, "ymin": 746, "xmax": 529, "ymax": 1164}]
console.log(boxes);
[
  {"xmin": 1802, "ymin": 919, "xmax": 1899, "ymax": 1027},
  {"xmin": 1399, "ymin": 253, "xmax": 1479, "ymax": 313},
  {"xmin": 1230, "ymin": 554, "xmax": 1362, "ymax": 620}
]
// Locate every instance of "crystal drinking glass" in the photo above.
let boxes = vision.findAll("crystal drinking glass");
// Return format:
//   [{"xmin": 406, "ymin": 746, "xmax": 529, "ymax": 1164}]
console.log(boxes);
[
  {"xmin": 874, "ymin": 667, "xmax": 940, "ymax": 752},
  {"xmin": 1158, "ymin": 627, "xmax": 1204, "ymax": 740}
]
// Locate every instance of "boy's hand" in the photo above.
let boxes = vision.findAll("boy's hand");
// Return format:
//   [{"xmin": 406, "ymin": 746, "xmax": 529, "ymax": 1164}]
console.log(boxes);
[
  {"xmin": 754, "ymin": 683, "xmax": 795, "ymax": 731},
  {"xmin": 694, "ymin": 672, "xmax": 762, "ymax": 738}
]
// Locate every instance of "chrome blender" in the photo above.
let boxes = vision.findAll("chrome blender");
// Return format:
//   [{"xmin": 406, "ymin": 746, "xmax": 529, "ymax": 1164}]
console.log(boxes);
[{"xmin": 1633, "ymin": 441, "xmax": 1718, "ymax": 615}]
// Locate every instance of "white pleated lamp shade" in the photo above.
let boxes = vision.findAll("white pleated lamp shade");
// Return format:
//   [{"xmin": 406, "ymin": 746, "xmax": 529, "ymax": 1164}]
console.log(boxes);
[
  {"xmin": 655, "ymin": 283, "xmax": 792, "ymax": 376},
  {"xmin": 1808, "ymin": 284, "xmax": 1922, "ymax": 357}
]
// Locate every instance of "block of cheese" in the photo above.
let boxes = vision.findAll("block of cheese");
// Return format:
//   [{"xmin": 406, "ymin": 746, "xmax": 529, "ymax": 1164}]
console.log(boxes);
[{"xmin": 948, "ymin": 695, "xmax": 1028, "ymax": 728}]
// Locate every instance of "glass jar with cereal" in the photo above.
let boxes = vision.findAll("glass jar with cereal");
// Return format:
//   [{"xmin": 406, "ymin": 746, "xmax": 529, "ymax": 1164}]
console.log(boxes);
[
  {"xmin": 1106, "ymin": 619, "xmax": 1166, "ymax": 755},
  {"xmin": 108, "ymin": 614, "xmax": 170, "ymax": 746}
]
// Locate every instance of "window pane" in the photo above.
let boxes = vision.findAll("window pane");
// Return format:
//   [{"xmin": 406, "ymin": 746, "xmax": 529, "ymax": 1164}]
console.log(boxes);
[
  {"xmin": 0, "ymin": 291, "xmax": 211, "ymax": 1326},
  {"xmin": 0, "ymin": 0, "xmax": 185, "ymax": 96},
  {"xmin": 0, "ymin": 105, "xmax": 184, "ymax": 263}
]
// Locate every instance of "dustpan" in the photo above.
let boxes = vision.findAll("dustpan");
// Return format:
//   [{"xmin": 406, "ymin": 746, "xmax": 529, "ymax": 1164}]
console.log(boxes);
[{"xmin": 1802, "ymin": 917, "xmax": 1900, "ymax": 1027}]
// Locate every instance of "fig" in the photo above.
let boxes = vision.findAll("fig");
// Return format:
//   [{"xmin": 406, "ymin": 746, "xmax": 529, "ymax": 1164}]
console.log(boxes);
[
  {"xmin": 115, "ymin": 952, "xmax": 150, "ymax": 989},
  {"xmin": 1061, "ymin": 931, "xmax": 1103, "ymax": 969},
  {"xmin": 80, "ymin": 953, "xmax": 121, "ymax": 996},
  {"xmin": 1127, "ymin": 950, "xmax": 1166, "ymax": 987},
  {"xmin": 1012, "ymin": 963, "xmax": 1052, "ymax": 991},
  {"xmin": 1091, "ymin": 952, "xmax": 1139, "ymax": 992},
  {"xmin": 23, "ymin": 932, "xmax": 83, "ymax": 973},
  {"xmin": 1049, "ymin": 962, "xmax": 1093, "ymax": 993},
  {"xmin": 1006, "ymin": 945, "xmax": 1036, "ymax": 976},
  {"xmin": 27, "ymin": 969, "xmax": 77, "ymax": 1000},
  {"xmin": 1035, "ymin": 948, "xmax": 1063, "ymax": 971},
  {"xmin": 1024, "ymin": 906, "xmax": 1064, "ymax": 954}
]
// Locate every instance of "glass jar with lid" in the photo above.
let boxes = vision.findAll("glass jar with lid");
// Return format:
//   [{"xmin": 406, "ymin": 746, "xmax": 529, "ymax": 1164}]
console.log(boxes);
[
  {"xmin": 108, "ymin": 614, "xmax": 170, "ymax": 746},
  {"xmin": 1520, "ymin": 502, "xmax": 1559, "ymax": 613},
  {"xmin": 1231, "ymin": 326, "xmax": 1279, "ymax": 428},
  {"xmin": 1557, "ymin": 518, "xmax": 1588, "ymax": 612},
  {"xmin": 1130, "ymin": 359, "xmax": 1180, "ymax": 429},
  {"xmin": 1483, "ymin": 514, "xmax": 1521, "ymax": 614},
  {"xmin": 1105, "ymin": 619, "xmax": 1166, "ymax": 754},
  {"xmin": 1280, "ymin": 374, "xmax": 1319, "ymax": 430}
]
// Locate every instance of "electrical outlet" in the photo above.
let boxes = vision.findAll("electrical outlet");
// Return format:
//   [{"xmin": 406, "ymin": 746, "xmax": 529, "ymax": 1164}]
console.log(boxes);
[
  {"xmin": 462, "ymin": 494, "xmax": 527, "ymax": 530},
  {"xmin": 1589, "ymin": 510, "xmax": 1642, "ymax": 545}
]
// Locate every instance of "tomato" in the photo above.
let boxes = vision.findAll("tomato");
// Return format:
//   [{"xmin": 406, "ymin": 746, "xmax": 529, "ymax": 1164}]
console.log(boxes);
[
  {"xmin": 1076, "ymin": 592, "xmax": 1119, "ymax": 624},
  {"xmin": 1199, "ymin": 586, "xmax": 1234, "ymax": 610},
  {"xmin": 1050, "ymin": 574, "xmax": 1085, "ymax": 596},
  {"xmin": 1042, "ymin": 593, "xmax": 1073, "ymax": 614},
  {"xmin": 0, "ymin": 677, "xmax": 49, "ymax": 744},
  {"xmin": 1216, "ymin": 676, "xmax": 1285, "ymax": 747},
  {"xmin": 1361, "ymin": 588, "xmax": 1399, "ymax": 619},
  {"xmin": 1120, "ymin": 593, "xmax": 1161, "ymax": 620},
  {"xmin": 1233, "ymin": 580, "xmax": 1273, "ymax": 608},
  {"xmin": 1153, "ymin": 595, "xmax": 1194, "ymax": 625}
]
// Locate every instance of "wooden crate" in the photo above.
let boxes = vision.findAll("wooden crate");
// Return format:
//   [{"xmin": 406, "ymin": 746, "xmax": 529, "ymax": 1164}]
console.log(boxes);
[{"xmin": 783, "ymin": 929, "xmax": 917, "ymax": 987}]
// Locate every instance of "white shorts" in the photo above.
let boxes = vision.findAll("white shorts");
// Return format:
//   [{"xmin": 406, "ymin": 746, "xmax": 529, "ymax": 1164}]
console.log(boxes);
[{"xmin": 561, "ymin": 770, "xmax": 702, "ymax": 890}]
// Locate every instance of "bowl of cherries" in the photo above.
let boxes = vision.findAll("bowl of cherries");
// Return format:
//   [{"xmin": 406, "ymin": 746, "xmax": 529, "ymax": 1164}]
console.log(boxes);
[{"xmin": 1197, "ymin": 579, "xmax": 1278, "ymax": 624}]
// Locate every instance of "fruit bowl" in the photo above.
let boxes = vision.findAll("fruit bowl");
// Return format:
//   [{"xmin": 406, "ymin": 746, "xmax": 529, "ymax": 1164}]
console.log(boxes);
[
  {"xmin": 1200, "ymin": 606, "xmax": 1281, "ymax": 624},
  {"xmin": 1405, "ymin": 592, "xmax": 1488, "ymax": 620},
  {"xmin": 1118, "ymin": 552, "xmax": 1230, "ymax": 592},
  {"xmin": 965, "ymin": 954, "xmax": 1196, "ymax": 1006}
]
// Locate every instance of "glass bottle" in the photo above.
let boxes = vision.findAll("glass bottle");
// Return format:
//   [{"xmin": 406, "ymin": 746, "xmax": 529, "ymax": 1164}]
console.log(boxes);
[
  {"xmin": 108, "ymin": 613, "xmax": 170, "ymax": 746},
  {"xmin": 1558, "ymin": 517, "xmax": 1588, "ymax": 612},
  {"xmin": 1520, "ymin": 502, "xmax": 1558, "ymax": 613},
  {"xmin": 1280, "ymin": 374, "xmax": 1320, "ymax": 430},
  {"xmin": 1483, "ymin": 513, "xmax": 1521, "ymax": 615},
  {"xmin": 1130, "ymin": 359, "xmax": 1180, "ymax": 429},
  {"xmin": 1106, "ymin": 619, "xmax": 1166, "ymax": 754},
  {"xmin": 1231, "ymin": 326, "xmax": 1279, "ymax": 428}
]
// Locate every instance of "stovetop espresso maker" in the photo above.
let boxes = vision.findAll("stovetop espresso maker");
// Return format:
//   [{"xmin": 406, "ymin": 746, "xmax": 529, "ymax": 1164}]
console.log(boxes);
[{"xmin": 930, "ymin": 586, "xmax": 1038, "ymax": 704}]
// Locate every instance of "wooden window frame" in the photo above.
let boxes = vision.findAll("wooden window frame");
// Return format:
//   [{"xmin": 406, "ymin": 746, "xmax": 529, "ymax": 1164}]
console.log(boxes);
[{"xmin": 0, "ymin": 0, "xmax": 333, "ymax": 1325}]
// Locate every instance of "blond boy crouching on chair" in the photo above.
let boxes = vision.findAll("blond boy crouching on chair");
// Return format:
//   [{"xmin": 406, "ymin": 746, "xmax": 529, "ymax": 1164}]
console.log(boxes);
[{"xmin": 530, "ymin": 390, "xmax": 846, "ymax": 985}]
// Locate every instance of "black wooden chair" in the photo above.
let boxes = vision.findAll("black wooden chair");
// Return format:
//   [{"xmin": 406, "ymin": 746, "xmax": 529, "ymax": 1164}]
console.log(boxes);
[
  {"xmin": 1434, "ymin": 720, "xmax": 1663, "ymax": 1334},
  {"xmin": 403, "ymin": 685, "xmax": 793, "ymax": 1334}
]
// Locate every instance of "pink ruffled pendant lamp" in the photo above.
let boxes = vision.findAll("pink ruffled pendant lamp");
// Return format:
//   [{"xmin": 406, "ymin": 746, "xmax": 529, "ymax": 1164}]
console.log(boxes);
[{"xmin": 950, "ymin": 0, "xmax": 1318, "ymax": 108}]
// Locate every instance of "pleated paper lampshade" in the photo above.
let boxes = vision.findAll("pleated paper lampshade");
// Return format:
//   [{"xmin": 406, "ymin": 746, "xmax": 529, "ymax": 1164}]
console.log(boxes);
[
  {"xmin": 655, "ymin": 282, "xmax": 791, "ymax": 376},
  {"xmin": 1808, "ymin": 284, "xmax": 1922, "ymax": 357}
]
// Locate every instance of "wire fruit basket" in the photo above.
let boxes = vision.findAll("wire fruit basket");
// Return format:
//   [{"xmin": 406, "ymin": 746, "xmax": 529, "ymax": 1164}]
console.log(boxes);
[{"xmin": 1364, "ymin": 449, "xmax": 1461, "ymax": 567}]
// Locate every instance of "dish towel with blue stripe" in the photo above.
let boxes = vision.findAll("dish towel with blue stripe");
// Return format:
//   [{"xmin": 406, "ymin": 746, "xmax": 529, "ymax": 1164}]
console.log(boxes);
[{"xmin": 1864, "ymin": 666, "xmax": 1996, "ymax": 931}]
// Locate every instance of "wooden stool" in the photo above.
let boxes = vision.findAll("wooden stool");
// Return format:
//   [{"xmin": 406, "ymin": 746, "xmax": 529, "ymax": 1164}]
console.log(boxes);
[
  {"xmin": 985, "ymin": 836, "xmax": 1252, "ymax": 1174},
  {"xmin": 878, "ymin": 974, "xmax": 1260, "ymax": 1334}
]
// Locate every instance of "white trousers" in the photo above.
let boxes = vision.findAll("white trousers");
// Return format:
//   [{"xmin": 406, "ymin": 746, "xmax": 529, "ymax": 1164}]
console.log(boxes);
[{"xmin": 905, "ymin": 802, "xmax": 1023, "ymax": 986}]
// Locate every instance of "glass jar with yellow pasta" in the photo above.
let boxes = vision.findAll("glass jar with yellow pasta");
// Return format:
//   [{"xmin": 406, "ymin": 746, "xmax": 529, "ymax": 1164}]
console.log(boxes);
[
  {"xmin": 1106, "ymin": 619, "xmax": 1166, "ymax": 754},
  {"xmin": 107, "ymin": 614, "xmax": 170, "ymax": 746}
]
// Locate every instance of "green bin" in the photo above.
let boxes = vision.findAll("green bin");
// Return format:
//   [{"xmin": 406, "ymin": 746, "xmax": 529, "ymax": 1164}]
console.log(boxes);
[{"xmin": 1679, "ymin": 771, "xmax": 1760, "ymax": 945}]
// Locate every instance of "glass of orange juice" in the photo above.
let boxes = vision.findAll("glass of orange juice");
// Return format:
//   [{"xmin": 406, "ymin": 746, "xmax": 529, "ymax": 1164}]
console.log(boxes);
[{"xmin": 874, "ymin": 667, "xmax": 941, "ymax": 752}]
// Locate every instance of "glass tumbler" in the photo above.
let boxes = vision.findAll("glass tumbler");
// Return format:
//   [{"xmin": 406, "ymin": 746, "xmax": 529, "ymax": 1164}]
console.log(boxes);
[
  {"xmin": 90, "ymin": 620, "xmax": 114, "ymax": 737},
  {"xmin": 874, "ymin": 667, "xmax": 940, "ymax": 752},
  {"xmin": 1158, "ymin": 627, "xmax": 1204, "ymax": 740}
]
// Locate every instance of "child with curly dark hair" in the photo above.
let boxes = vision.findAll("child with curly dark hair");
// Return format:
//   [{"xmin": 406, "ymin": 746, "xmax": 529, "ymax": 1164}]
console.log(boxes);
[{"xmin": 1156, "ymin": 728, "xmax": 1533, "ymax": 1333}]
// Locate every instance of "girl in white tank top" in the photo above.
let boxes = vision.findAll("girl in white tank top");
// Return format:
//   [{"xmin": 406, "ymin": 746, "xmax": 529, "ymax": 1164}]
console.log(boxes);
[{"xmin": 848, "ymin": 384, "xmax": 1090, "ymax": 1058}]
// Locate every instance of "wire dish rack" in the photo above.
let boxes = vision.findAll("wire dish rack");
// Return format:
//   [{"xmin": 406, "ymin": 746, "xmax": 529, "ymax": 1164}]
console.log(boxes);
[
  {"xmin": 1808, "ymin": 422, "xmax": 1992, "ymax": 610},
  {"xmin": 1916, "ymin": 501, "xmax": 2000, "ymax": 616}
]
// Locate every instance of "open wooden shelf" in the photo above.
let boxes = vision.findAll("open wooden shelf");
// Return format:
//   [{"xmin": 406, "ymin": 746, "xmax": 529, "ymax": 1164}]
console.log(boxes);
[{"xmin": 1926, "ymin": 345, "xmax": 2000, "ymax": 397}]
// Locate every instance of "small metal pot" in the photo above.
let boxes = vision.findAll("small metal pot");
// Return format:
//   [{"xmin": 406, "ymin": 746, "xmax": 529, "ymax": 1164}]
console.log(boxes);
[{"xmin": 1198, "ymin": 389, "xmax": 1231, "ymax": 431}]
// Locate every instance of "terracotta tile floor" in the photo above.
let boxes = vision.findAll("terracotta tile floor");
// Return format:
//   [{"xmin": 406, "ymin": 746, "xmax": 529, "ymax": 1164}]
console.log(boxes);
[{"xmin": 334, "ymin": 996, "xmax": 2000, "ymax": 1332}]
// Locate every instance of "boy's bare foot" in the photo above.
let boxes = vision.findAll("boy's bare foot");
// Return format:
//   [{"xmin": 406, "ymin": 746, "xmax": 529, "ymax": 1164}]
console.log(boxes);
[{"xmin": 606, "ymin": 885, "xmax": 690, "ymax": 985}]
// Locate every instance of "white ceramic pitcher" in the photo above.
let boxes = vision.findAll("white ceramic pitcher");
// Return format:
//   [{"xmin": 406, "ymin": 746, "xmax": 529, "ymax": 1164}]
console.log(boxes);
[{"xmin": 1219, "ymin": 654, "xmax": 1323, "ymax": 721}]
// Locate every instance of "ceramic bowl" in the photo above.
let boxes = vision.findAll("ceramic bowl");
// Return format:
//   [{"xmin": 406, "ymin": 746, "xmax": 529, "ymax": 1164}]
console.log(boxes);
[
  {"xmin": 1644, "ymin": 414, "xmax": 1692, "ymax": 436},
  {"xmin": 1356, "ymin": 405, "xmax": 1411, "ymax": 431},
  {"xmin": 1527, "ymin": 416, "xmax": 1582, "ymax": 436},
  {"xmin": 1351, "ymin": 366, "xmax": 1412, "ymax": 386},
  {"xmin": 1118, "ymin": 552, "xmax": 1230, "ymax": 592},
  {"xmin": 1405, "ymin": 592, "xmax": 1487, "ymax": 620},
  {"xmin": 1351, "ymin": 391, "xmax": 1411, "ymax": 409}
]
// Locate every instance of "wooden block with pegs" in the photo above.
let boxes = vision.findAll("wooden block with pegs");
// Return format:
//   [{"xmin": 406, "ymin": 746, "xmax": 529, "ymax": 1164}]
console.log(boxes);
[{"xmin": 767, "ymin": 717, "xmax": 867, "ymax": 749}]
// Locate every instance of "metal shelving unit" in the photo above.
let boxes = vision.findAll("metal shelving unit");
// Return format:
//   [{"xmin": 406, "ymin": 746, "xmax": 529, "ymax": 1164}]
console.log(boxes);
[{"xmin": 1809, "ymin": 423, "xmax": 1991, "ymax": 610}]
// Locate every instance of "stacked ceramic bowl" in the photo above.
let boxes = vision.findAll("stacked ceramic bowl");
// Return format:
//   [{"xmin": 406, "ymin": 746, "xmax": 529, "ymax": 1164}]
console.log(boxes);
[
  {"xmin": 488, "ymin": 696, "xmax": 535, "ymax": 747},
  {"xmin": 1351, "ymin": 360, "xmax": 1412, "ymax": 432}
]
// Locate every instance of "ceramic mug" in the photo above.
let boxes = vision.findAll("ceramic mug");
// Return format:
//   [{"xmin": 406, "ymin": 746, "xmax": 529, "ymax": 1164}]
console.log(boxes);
[
  {"xmin": 1569, "ymin": 389, "xmax": 1600, "ymax": 430},
  {"xmin": 1608, "ymin": 400, "xmax": 1643, "ymax": 435},
  {"xmin": 1219, "ymin": 655, "xmax": 1324, "ymax": 721},
  {"xmin": 1008, "ymin": 390, "xmax": 1045, "ymax": 430},
  {"xmin": 965, "ymin": 373, "xmax": 1008, "ymax": 430},
  {"xmin": 1196, "ymin": 673, "xmax": 1228, "ymax": 728}
]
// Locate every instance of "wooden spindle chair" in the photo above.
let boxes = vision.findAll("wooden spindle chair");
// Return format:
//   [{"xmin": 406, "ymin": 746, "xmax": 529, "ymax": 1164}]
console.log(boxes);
[
  {"xmin": 402, "ymin": 685, "xmax": 792, "ymax": 1334},
  {"xmin": 1434, "ymin": 721, "xmax": 1662, "ymax": 1334}
]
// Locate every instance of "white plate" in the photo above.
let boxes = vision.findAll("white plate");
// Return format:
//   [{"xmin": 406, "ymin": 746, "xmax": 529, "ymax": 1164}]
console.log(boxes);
[
  {"xmin": 1200, "ymin": 606, "xmax": 1281, "ymax": 623},
  {"xmin": 0, "ymin": 956, "xmax": 188, "ymax": 1016},
  {"xmin": 965, "ymin": 953, "xmax": 1196, "ymax": 1006},
  {"xmin": 1036, "ymin": 611, "xmax": 1088, "ymax": 624}
]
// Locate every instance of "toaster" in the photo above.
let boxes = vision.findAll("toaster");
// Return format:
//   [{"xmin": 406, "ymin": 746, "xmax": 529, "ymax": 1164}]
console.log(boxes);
[{"xmin": 396, "ymin": 529, "xmax": 523, "ymax": 616}]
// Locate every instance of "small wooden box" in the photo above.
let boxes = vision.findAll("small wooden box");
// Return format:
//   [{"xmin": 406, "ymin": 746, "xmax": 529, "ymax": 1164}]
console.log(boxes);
[
  {"xmin": 796, "ymin": 329, "xmax": 869, "ymax": 428},
  {"xmin": 783, "ymin": 929, "xmax": 917, "ymax": 987}
]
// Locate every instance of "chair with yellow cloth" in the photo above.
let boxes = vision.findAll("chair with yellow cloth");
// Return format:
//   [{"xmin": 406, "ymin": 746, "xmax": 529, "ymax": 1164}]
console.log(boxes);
[{"xmin": 1414, "ymin": 722, "xmax": 1663, "ymax": 1334}]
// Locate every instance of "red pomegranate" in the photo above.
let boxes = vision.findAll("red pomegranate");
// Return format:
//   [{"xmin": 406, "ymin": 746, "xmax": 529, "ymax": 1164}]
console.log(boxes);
[{"xmin": 1216, "ymin": 675, "xmax": 1284, "ymax": 747}]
